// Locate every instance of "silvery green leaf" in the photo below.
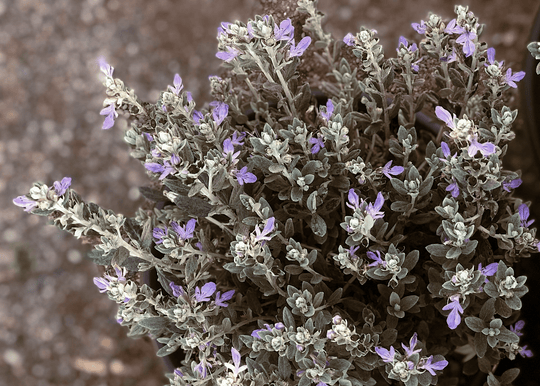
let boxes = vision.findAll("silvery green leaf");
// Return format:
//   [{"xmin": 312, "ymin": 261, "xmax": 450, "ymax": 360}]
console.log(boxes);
[
  {"xmin": 284, "ymin": 264, "xmax": 304, "ymax": 275},
  {"xmin": 139, "ymin": 186, "xmax": 166, "ymax": 202},
  {"xmin": 465, "ymin": 316, "xmax": 485, "ymax": 332},
  {"xmin": 400, "ymin": 295, "xmax": 419, "ymax": 311},
  {"xmin": 156, "ymin": 344, "xmax": 180, "ymax": 357},
  {"xmin": 426, "ymin": 244, "xmax": 451, "ymax": 258},
  {"xmin": 390, "ymin": 178, "xmax": 408, "ymax": 195},
  {"xmin": 174, "ymin": 195, "xmax": 213, "ymax": 217},
  {"xmin": 185, "ymin": 255, "xmax": 198, "ymax": 278},
  {"xmin": 283, "ymin": 306, "xmax": 295, "ymax": 329},
  {"xmin": 138, "ymin": 316, "xmax": 169, "ymax": 330},
  {"xmin": 291, "ymin": 187, "xmax": 303, "ymax": 202},
  {"xmin": 284, "ymin": 218, "xmax": 294, "ymax": 237},
  {"xmin": 111, "ymin": 246, "xmax": 130, "ymax": 267},
  {"xmin": 87, "ymin": 248, "xmax": 113, "ymax": 265},
  {"xmin": 307, "ymin": 191, "xmax": 318, "ymax": 213},
  {"xmin": 310, "ymin": 213, "xmax": 327, "ymax": 237}
]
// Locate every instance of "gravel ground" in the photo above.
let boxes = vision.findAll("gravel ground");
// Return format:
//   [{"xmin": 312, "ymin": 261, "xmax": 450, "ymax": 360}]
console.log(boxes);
[{"xmin": 2, "ymin": 0, "xmax": 539, "ymax": 385}]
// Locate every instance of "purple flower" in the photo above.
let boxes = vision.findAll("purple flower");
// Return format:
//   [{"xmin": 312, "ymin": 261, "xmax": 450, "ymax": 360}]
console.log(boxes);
[
  {"xmin": 231, "ymin": 131, "xmax": 246, "ymax": 146},
  {"xmin": 171, "ymin": 218, "xmax": 197, "ymax": 241},
  {"xmin": 215, "ymin": 289, "xmax": 235, "ymax": 307},
  {"xmin": 518, "ymin": 204, "xmax": 534, "ymax": 228},
  {"xmin": 216, "ymin": 46, "xmax": 240, "ymax": 62},
  {"xmin": 445, "ymin": 19, "xmax": 476, "ymax": 57},
  {"xmin": 173, "ymin": 369, "xmax": 183, "ymax": 378},
  {"xmin": 225, "ymin": 347, "xmax": 248, "ymax": 377},
  {"xmin": 343, "ymin": 32, "xmax": 355, "ymax": 46},
  {"xmin": 212, "ymin": 101, "xmax": 229, "ymax": 126},
  {"xmin": 13, "ymin": 195, "xmax": 38, "ymax": 212},
  {"xmin": 381, "ymin": 160, "xmax": 404, "ymax": 179},
  {"xmin": 236, "ymin": 166, "xmax": 257, "ymax": 185},
  {"xmin": 442, "ymin": 295, "xmax": 463, "ymax": 330},
  {"xmin": 309, "ymin": 134, "xmax": 325, "ymax": 154},
  {"xmin": 510, "ymin": 320, "xmax": 525, "ymax": 337},
  {"xmin": 194, "ymin": 360, "xmax": 212, "ymax": 378},
  {"xmin": 346, "ymin": 189, "xmax": 361, "ymax": 210},
  {"xmin": 153, "ymin": 227, "xmax": 167, "ymax": 244},
  {"xmin": 419, "ymin": 355, "xmax": 448, "ymax": 376},
  {"xmin": 367, "ymin": 192, "xmax": 385, "ymax": 220},
  {"xmin": 411, "ymin": 20, "xmax": 426, "ymax": 34},
  {"xmin": 222, "ymin": 138, "xmax": 240, "ymax": 161},
  {"xmin": 169, "ymin": 282, "xmax": 185, "ymax": 297},
  {"xmin": 320, "ymin": 99, "xmax": 334, "ymax": 121},
  {"xmin": 485, "ymin": 47, "xmax": 504, "ymax": 69},
  {"xmin": 53, "ymin": 177, "xmax": 71, "ymax": 196},
  {"xmin": 145, "ymin": 161, "xmax": 175, "ymax": 180},
  {"xmin": 519, "ymin": 345, "xmax": 533, "ymax": 358},
  {"xmin": 441, "ymin": 142, "xmax": 451, "ymax": 158},
  {"xmin": 435, "ymin": 106, "xmax": 456, "ymax": 130},
  {"xmin": 217, "ymin": 22, "xmax": 231, "ymax": 38},
  {"xmin": 93, "ymin": 277, "xmax": 111, "ymax": 293},
  {"xmin": 367, "ymin": 250, "xmax": 384, "ymax": 267},
  {"xmin": 402, "ymin": 333, "xmax": 422, "ymax": 357},
  {"xmin": 440, "ymin": 48, "xmax": 457, "ymax": 63},
  {"xmin": 503, "ymin": 178, "xmax": 522, "ymax": 192},
  {"xmin": 289, "ymin": 36, "xmax": 311, "ymax": 58},
  {"xmin": 478, "ymin": 262, "xmax": 498, "ymax": 284},
  {"xmin": 143, "ymin": 133, "xmax": 153, "ymax": 141},
  {"xmin": 193, "ymin": 110, "xmax": 204, "ymax": 124},
  {"xmin": 396, "ymin": 36, "xmax": 418, "ymax": 53},
  {"xmin": 186, "ymin": 91, "xmax": 193, "ymax": 103},
  {"xmin": 504, "ymin": 68, "xmax": 525, "ymax": 88},
  {"xmin": 375, "ymin": 346, "xmax": 396, "ymax": 363},
  {"xmin": 194, "ymin": 282, "xmax": 217, "ymax": 302},
  {"xmin": 97, "ymin": 57, "xmax": 114, "ymax": 77},
  {"xmin": 446, "ymin": 179, "xmax": 460, "ymax": 198},
  {"xmin": 100, "ymin": 103, "xmax": 118, "ymax": 130},
  {"xmin": 254, "ymin": 217, "xmax": 275, "ymax": 242},
  {"xmin": 274, "ymin": 18, "xmax": 294, "ymax": 42},
  {"xmin": 168, "ymin": 73, "xmax": 184, "ymax": 95},
  {"xmin": 468, "ymin": 137, "xmax": 496, "ymax": 157}
]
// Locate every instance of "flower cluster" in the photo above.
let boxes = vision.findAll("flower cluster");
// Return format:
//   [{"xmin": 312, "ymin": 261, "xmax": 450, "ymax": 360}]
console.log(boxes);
[{"xmin": 15, "ymin": 3, "xmax": 538, "ymax": 386}]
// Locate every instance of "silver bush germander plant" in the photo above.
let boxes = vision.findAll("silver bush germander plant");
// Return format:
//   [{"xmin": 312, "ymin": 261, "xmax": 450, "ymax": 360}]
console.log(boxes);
[{"xmin": 14, "ymin": 1, "xmax": 537, "ymax": 385}]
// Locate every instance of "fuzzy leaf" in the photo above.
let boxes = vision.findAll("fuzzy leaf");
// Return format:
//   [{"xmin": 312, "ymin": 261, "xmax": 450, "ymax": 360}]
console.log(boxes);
[
  {"xmin": 310, "ymin": 213, "xmax": 327, "ymax": 237},
  {"xmin": 174, "ymin": 195, "xmax": 213, "ymax": 217},
  {"xmin": 138, "ymin": 316, "xmax": 169, "ymax": 330}
]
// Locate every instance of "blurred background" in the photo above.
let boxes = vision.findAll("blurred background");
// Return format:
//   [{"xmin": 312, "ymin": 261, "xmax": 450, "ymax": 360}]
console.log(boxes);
[{"xmin": 2, "ymin": 0, "xmax": 539, "ymax": 385}]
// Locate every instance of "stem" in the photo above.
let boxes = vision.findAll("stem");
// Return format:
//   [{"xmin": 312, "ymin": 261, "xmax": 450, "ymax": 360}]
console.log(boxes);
[{"xmin": 269, "ymin": 53, "xmax": 297, "ymax": 116}]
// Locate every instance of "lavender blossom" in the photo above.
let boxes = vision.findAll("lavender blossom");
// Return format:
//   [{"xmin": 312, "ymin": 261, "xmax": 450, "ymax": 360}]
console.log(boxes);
[
  {"xmin": 396, "ymin": 36, "xmax": 418, "ymax": 53},
  {"xmin": 99, "ymin": 103, "xmax": 118, "ymax": 130},
  {"xmin": 194, "ymin": 360, "xmax": 212, "ymax": 378},
  {"xmin": 254, "ymin": 217, "xmax": 275, "ymax": 242},
  {"xmin": 519, "ymin": 345, "xmax": 533, "ymax": 358},
  {"xmin": 435, "ymin": 106, "xmax": 457, "ymax": 129},
  {"xmin": 143, "ymin": 132, "xmax": 153, "ymax": 142},
  {"xmin": 418, "ymin": 355, "xmax": 448, "ymax": 376},
  {"xmin": 375, "ymin": 346, "xmax": 396, "ymax": 363},
  {"xmin": 289, "ymin": 36, "xmax": 311, "ymax": 58},
  {"xmin": 236, "ymin": 166, "xmax": 257, "ymax": 185},
  {"xmin": 367, "ymin": 250, "xmax": 384, "ymax": 267},
  {"xmin": 13, "ymin": 195, "xmax": 37, "ymax": 212},
  {"xmin": 320, "ymin": 99, "xmax": 334, "ymax": 121},
  {"xmin": 171, "ymin": 218, "xmax": 197, "ymax": 241},
  {"xmin": 445, "ymin": 19, "xmax": 476, "ymax": 57},
  {"xmin": 194, "ymin": 282, "xmax": 217, "ymax": 302},
  {"xmin": 216, "ymin": 46, "xmax": 240, "ymax": 62},
  {"xmin": 224, "ymin": 347, "xmax": 248, "ymax": 377},
  {"xmin": 440, "ymin": 48, "xmax": 457, "ymax": 63},
  {"xmin": 510, "ymin": 320, "xmax": 525, "ymax": 337},
  {"xmin": 502, "ymin": 178, "xmax": 522, "ymax": 192},
  {"xmin": 366, "ymin": 192, "xmax": 385, "ymax": 220},
  {"xmin": 446, "ymin": 179, "xmax": 460, "ymax": 198},
  {"xmin": 343, "ymin": 32, "xmax": 355, "ymax": 46},
  {"xmin": 485, "ymin": 47, "xmax": 504, "ymax": 70},
  {"xmin": 144, "ymin": 161, "xmax": 175, "ymax": 180},
  {"xmin": 346, "ymin": 189, "xmax": 361, "ymax": 210},
  {"xmin": 193, "ymin": 110, "xmax": 204, "ymax": 124},
  {"xmin": 401, "ymin": 333, "xmax": 422, "ymax": 357},
  {"xmin": 215, "ymin": 290, "xmax": 235, "ymax": 307},
  {"xmin": 212, "ymin": 101, "xmax": 229, "ymax": 125},
  {"xmin": 381, "ymin": 161, "xmax": 404, "ymax": 179},
  {"xmin": 442, "ymin": 294, "xmax": 463, "ymax": 329},
  {"xmin": 222, "ymin": 138, "xmax": 241, "ymax": 161},
  {"xmin": 411, "ymin": 20, "xmax": 426, "ymax": 34},
  {"xmin": 441, "ymin": 142, "xmax": 451, "ymax": 158},
  {"xmin": 309, "ymin": 134, "xmax": 325, "ymax": 154},
  {"xmin": 168, "ymin": 73, "xmax": 184, "ymax": 95},
  {"xmin": 518, "ymin": 204, "xmax": 534, "ymax": 228},
  {"xmin": 53, "ymin": 177, "xmax": 72, "ymax": 196},
  {"xmin": 93, "ymin": 277, "xmax": 111, "ymax": 293},
  {"xmin": 504, "ymin": 68, "xmax": 526, "ymax": 88},
  {"xmin": 274, "ymin": 18, "xmax": 294, "ymax": 42},
  {"xmin": 231, "ymin": 131, "xmax": 246, "ymax": 146},
  {"xmin": 169, "ymin": 282, "xmax": 185, "ymax": 297},
  {"xmin": 97, "ymin": 57, "xmax": 114, "ymax": 77},
  {"xmin": 153, "ymin": 227, "xmax": 167, "ymax": 244},
  {"xmin": 468, "ymin": 137, "xmax": 496, "ymax": 157}
]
